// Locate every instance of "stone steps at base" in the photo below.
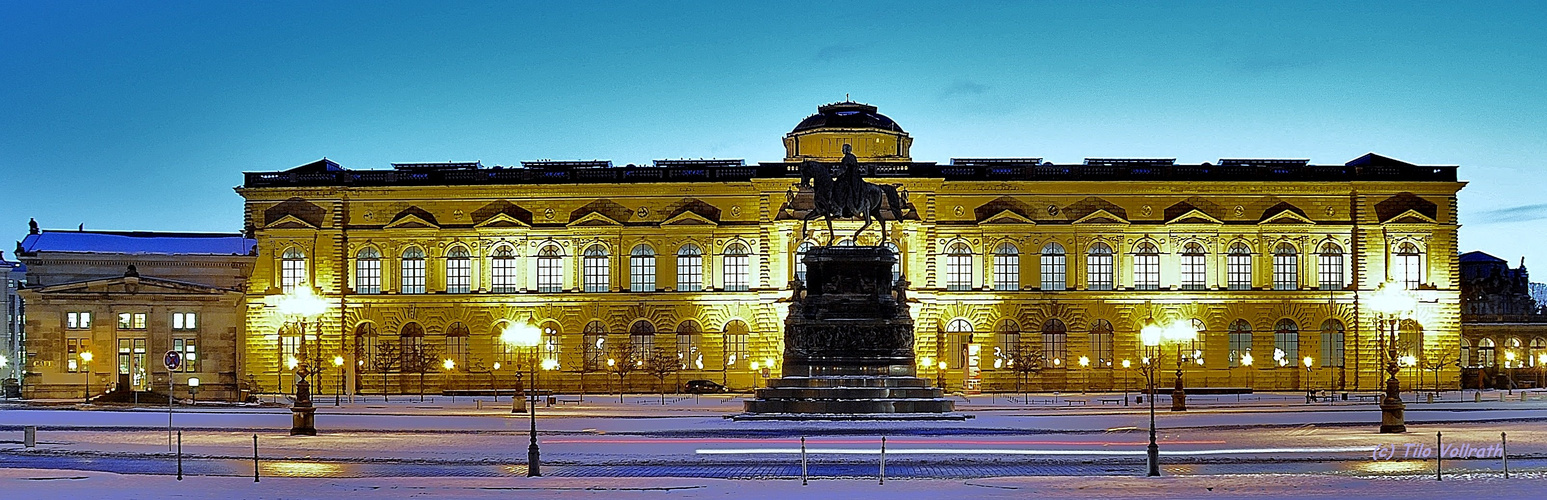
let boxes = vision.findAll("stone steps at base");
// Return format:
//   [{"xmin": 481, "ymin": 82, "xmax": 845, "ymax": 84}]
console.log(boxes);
[
  {"xmin": 743, "ymin": 398, "xmax": 956, "ymax": 414},
  {"xmin": 754, "ymin": 387, "xmax": 943, "ymax": 399},
  {"xmin": 766, "ymin": 376, "xmax": 934, "ymax": 388}
]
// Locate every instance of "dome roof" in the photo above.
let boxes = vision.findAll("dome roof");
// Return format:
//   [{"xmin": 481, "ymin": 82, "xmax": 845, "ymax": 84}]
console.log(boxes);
[{"xmin": 791, "ymin": 101, "xmax": 904, "ymax": 133}]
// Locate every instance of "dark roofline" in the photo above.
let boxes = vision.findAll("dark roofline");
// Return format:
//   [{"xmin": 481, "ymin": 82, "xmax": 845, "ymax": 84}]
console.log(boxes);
[{"xmin": 34, "ymin": 229, "xmax": 247, "ymax": 238}]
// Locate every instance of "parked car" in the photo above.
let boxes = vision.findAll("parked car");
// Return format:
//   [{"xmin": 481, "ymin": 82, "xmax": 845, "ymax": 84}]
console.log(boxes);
[{"xmin": 683, "ymin": 379, "xmax": 727, "ymax": 394}]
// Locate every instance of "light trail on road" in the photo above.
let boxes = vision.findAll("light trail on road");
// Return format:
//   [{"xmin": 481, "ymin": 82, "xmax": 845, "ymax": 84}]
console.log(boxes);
[{"xmin": 696, "ymin": 446, "xmax": 1373, "ymax": 456}]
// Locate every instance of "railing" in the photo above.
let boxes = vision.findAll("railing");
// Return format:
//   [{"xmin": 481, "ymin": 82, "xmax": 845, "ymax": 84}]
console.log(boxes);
[{"xmin": 245, "ymin": 162, "xmax": 1459, "ymax": 188}]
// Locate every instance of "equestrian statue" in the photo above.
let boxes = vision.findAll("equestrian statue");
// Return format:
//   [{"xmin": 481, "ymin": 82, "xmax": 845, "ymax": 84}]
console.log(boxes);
[{"xmin": 796, "ymin": 144, "xmax": 907, "ymax": 244}]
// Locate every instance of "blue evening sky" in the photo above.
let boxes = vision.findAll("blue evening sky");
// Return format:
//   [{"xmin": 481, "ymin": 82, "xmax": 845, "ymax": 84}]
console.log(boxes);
[{"xmin": 2, "ymin": 1, "xmax": 1544, "ymax": 270}]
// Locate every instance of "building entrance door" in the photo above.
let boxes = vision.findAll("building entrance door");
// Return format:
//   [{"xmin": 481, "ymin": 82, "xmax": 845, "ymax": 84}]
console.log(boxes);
[{"xmin": 117, "ymin": 338, "xmax": 148, "ymax": 391}]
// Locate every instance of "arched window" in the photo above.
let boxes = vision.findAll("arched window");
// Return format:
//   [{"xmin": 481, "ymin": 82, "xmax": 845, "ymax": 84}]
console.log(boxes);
[
  {"xmin": 1318, "ymin": 243, "xmax": 1344, "ymax": 291},
  {"xmin": 883, "ymin": 242, "xmax": 902, "ymax": 282},
  {"xmin": 723, "ymin": 243, "xmax": 750, "ymax": 291},
  {"xmin": 1087, "ymin": 242, "xmax": 1114, "ymax": 291},
  {"xmin": 992, "ymin": 242, "xmax": 1019, "ymax": 291},
  {"xmin": 1479, "ymin": 338, "xmax": 1497, "ymax": 367},
  {"xmin": 1133, "ymin": 242, "xmax": 1160, "ymax": 290},
  {"xmin": 491, "ymin": 246, "xmax": 518, "ymax": 293},
  {"xmin": 1529, "ymin": 337, "xmax": 1546, "ymax": 368},
  {"xmin": 994, "ymin": 319, "xmax": 1020, "ymax": 369},
  {"xmin": 1460, "ymin": 337, "xmax": 1473, "ymax": 368},
  {"xmin": 1319, "ymin": 319, "xmax": 1345, "ymax": 368},
  {"xmin": 280, "ymin": 248, "xmax": 307, "ymax": 293},
  {"xmin": 1273, "ymin": 319, "xmax": 1299, "ymax": 367},
  {"xmin": 354, "ymin": 323, "xmax": 378, "ymax": 372},
  {"xmin": 629, "ymin": 320, "xmax": 656, "ymax": 363},
  {"xmin": 1394, "ymin": 242, "xmax": 1423, "ymax": 290},
  {"xmin": 1273, "ymin": 243, "xmax": 1299, "ymax": 290},
  {"xmin": 446, "ymin": 247, "xmax": 471, "ymax": 294},
  {"xmin": 795, "ymin": 241, "xmax": 816, "ymax": 283},
  {"xmin": 944, "ymin": 318, "xmax": 973, "ymax": 369},
  {"xmin": 400, "ymin": 322, "xmax": 425, "ymax": 363},
  {"xmin": 1228, "ymin": 319, "xmax": 1253, "ymax": 367},
  {"xmin": 675, "ymin": 320, "xmax": 702, "ymax": 370},
  {"xmin": 1041, "ymin": 319, "xmax": 1068, "ymax": 368},
  {"xmin": 1227, "ymin": 242, "xmax": 1252, "ymax": 291},
  {"xmin": 540, "ymin": 322, "xmax": 561, "ymax": 366},
  {"xmin": 630, "ymin": 244, "xmax": 656, "ymax": 292},
  {"xmin": 1398, "ymin": 319, "xmax": 1423, "ymax": 361},
  {"xmin": 946, "ymin": 242, "xmax": 973, "ymax": 291},
  {"xmin": 536, "ymin": 245, "xmax": 562, "ymax": 293},
  {"xmin": 445, "ymin": 322, "xmax": 470, "ymax": 367},
  {"xmin": 1180, "ymin": 242, "xmax": 1206, "ymax": 290},
  {"xmin": 722, "ymin": 320, "xmax": 749, "ymax": 370},
  {"xmin": 1505, "ymin": 337, "xmax": 1524, "ymax": 367},
  {"xmin": 1040, "ymin": 242, "xmax": 1066, "ymax": 291},
  {"xmin": 400, "ymin": 247, "xmax": 426, "ymax": 294},
  {"xmin": 355, "ymin": 248, "xmax": 381, "ymax": 294},
  {"xmin": 677, "ymin": 244, "xmax": 704, "ymax": 292},
  {"xmin": 1090, "ymin": 319, "xmax": 1114, "ymax": 368},
  {"xmin": 582, "ymin": 245, "xmax": 609, "ymax": 293},
  {"xmin": 582, "ymin": 320, "xmax": 607, "ymax": 370}
]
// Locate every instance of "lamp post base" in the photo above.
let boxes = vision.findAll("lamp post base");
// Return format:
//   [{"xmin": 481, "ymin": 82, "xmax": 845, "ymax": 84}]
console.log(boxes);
[
  {"xmin": 1379, "ymin": 398, "xmax": 1406, "ymax": 434},
  {"xmin": 1146, "ymin": 441, "xmax": 1160, "ymax": 476},
  {"xmin": 527, "ymin": 443, "xmax": 541, "ymax": 476},
  {"xmin": 1170, "ymin": 387, "xmax": 1187, "ymax": 412},
  {"xmin": 290, "ymin": 406, "xmax": 316, "ymax": 436}
]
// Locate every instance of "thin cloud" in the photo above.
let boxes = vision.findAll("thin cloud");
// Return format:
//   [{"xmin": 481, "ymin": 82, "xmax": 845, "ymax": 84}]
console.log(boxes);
[
  {"xmin": 939, "ymin": 80, "xmax": 989, "ymax": 100},
  {"xmin": 1473, "ymin": 203, "xmax": 1547, "ymax": 224},
  {"xmin": 813, "ymin": 45, "xmax": 858, "ymax": 62}
]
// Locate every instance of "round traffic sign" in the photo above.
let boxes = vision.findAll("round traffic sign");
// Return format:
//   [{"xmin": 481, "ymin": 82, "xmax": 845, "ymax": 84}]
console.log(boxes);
[{"xmin": 164, "ymin": 350, "xmax": 183, "ymax": 371}]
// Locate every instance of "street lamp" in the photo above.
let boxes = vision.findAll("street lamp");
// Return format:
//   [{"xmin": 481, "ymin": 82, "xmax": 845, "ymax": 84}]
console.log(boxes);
[
  {"xmin": 332, "ymin": 355, "xmax": 345, "ymax": 406},
  {"xmin": 276, "ymin": 287, "xmax": 328, "ymax": 436},
  {"xmin": 1241, "ymin": 352, "xmax": 1255, "ymax": 392},
  {"xmin": 188, "ymin": 377, "xmax": 200, "ymax": 405},
  {"xmin": 80, "ymin": 351, "xmax": 94, "ymax": 403},
  {"xmin": 1303, "ymin": 356, "xmax": 1315, "ymax": 403},
  {"xmin": 1138, "ymin": 327, "xmax": 1162, "ymax": 477},
  {"xmin": 500, "ymin": 317, "xmax": 542, "ymax": 477},
  {"xmin": 1369, "ymin": 281, "xmax": 1416, "ymax": 433},
  {"xmin": 501, "ymin": 320, "xmax": 541, "ymax": 413},
  {"xmin": 937, "ymin": 360, "xmax": 948, "ymax": 390},
  {"xmin": 1121, "ymin": 359, "xmax": 1132, "ymax": 406}
]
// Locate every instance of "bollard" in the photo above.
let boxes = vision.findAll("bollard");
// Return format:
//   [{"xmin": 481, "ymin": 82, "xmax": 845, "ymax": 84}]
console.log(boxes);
[
  {"xmin": 253, "ymin": 434, "xmax": 260, "ymax": 482},
  {"xmin": 800, "ymin": 437, "xmax": 808, "ymax": 486},
  {"xmin": 1436, "ymin": 431, "xmax": 1442, "ymax": 481},
  {"xmin": 177, "ymin": 431, "xmax": 183, "ymax": 481},
  {"xmin": 1426, "ymin": 393, "xmax": 1434, "ymax": 404},
  {"xmin": 1475, "ymin": 391, "xmax": 1481, "ymax": 403},
  {"xmin": 1502, "ymin": 432, "xmax": 1508, "ymax": 479},
  {"xmin": 879, "ymin": 436, "xmax": 886, "ymax": 485},
  {"xmin": 24, "ymin": 426, "xmax": 36, "ymax": 448}
]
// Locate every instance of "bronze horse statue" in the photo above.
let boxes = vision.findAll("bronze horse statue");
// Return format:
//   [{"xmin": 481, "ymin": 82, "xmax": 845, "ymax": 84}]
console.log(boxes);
[{"xmin": 796, "ymin": 149, "xmax": 906, "ymax": 244}]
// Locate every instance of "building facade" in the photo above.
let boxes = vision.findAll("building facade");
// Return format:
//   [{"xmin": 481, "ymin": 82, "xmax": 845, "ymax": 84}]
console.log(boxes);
[
  {"xmin": 237, "ymin": 102, "xmax": 1465, "ymax": 397},
  {"xmin": 1, "ymin": 251, "xmax": 23, "ymax": 396},
  {"xmin": 1458, "ymin": 251, "xmax": 1546, "ymax": 389},
  {"xmin": 17, "ymin": 227, "xmax": 255, "ymax": 400}
]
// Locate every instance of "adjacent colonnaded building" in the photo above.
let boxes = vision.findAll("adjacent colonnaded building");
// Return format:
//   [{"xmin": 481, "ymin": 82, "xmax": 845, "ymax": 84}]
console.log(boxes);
[{"xmin": 236, "ymin": 101, "xmax": 1465, "ymax": 398}]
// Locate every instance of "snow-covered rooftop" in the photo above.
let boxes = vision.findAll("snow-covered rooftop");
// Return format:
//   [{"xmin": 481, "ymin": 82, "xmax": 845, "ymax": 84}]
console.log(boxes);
[{"xmin": 19, "ymin": 230, "xmax": 256, "ymax": 256}]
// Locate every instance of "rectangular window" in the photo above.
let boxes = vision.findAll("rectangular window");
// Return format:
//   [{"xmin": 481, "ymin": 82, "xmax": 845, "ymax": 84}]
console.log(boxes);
[
  {"xmin": 173, "ymin": 338, "xmax": 198, "ymax": 372},
  {"xmin": 583, "ymin": 255, "xmax": 609, "ymax": 293},
  {"xmin": 677, "ymin": 255, "xmax": 703, "ymax": 292},
  {"xmin": 1318, "ymin": 253, "xmax": 1343, "ymax": 291},
  {"xmin": 1133, "ymin": 254, "xmax": 1160, "ymax": 290},
  {"xmin": 1087, "ymin": 253, "xmax": 1113, "ymax": 291},
  {"xmin": 172, "ymin": 312, "xmax": 197, "ymax": 331},
  {"xmin": 1227, "ymin": 253, "xmax": 1252, "ymax": 290},
  {"xmin": 1180, "ymin": 254, "xmax": 1206, "ymax": 290},
  {"xmin": 723, "ymin": 332, "xmax": 748, "ymax": 370},
  {"xmin": 67, "ymin": 338, "xmax": 82, "ymax": 372},
  {"xmin": 491, "ymin": 256, "xmax": 518, "ymax": 293},
  {"xmin": 1396, "ymin": 254, "xmax": 1422, "ymax": 290},
  {"xmin": 723, "ymin": 254, "xmax": 748, "ymax": 291},
  {"xmin": 630, "ymin": 254, "xmax": 655, "ymax": 292},
  {"xmin": 1229, "ymin": 332, "xmax": 1252, "ymax": 367},
  {"xmin": 117, "ymin": 312, "xmax": 146, "ymax": 330},
  {"xmin": 446, "ymin": 258, "xmax": 471, "ymax": 294},
  {"xmin": 67, "ymin": 311, "xmax": 92, "ymax": 329},
  {"xmin": 1040, "ymin": 254, "xmax": 1066, "ymax": 291},
  {"xmin": 1273, "ymin": 254, "xmax": 1298, "ymax": 290},
  {"xmin": 281, "ymin": 258, "xmax": 306, "ymax": 293},
  {"xmin": 537, "ymin": 256, "xmax": 562, "ymax": 293},
  {"xmin": 401, "ymin": 258, "xmax": 426, "ymax": 294},
  {"xmin": 993, "ymin": 252, "xmax": 1018, "ymax": 291},
  {"xmin": 356, "ymin": 258, "xmax": 381, "ymax": 294},
  {"xmin": 1320, "ymin": 332, "xmax": 1344, "ymax": 368},
  {"xmin": 946, "ymin": 253, "xmax": 972, "ymax": 291}
]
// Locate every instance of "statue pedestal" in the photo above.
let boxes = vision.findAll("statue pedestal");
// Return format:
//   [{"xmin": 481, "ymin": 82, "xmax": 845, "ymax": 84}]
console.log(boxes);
[{"xmin": 741, "ymin": 246, "xmax": 957, "ymax": 419}]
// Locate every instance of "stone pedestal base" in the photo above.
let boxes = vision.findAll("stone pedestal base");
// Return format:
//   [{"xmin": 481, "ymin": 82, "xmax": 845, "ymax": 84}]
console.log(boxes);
[
  {"xmin": 742, "ymin": 376, "xmax": 957, "ymax": 418},
  {"xmin": 290, "ymin": 406, "xmax": 316, "ymax": 436},
  {"xmin": 1379, "ymin": 398, "xmax": 1406, "ymax": 433}
]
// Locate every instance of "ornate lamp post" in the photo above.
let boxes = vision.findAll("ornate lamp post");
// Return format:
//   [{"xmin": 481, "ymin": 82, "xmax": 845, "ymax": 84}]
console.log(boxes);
[
  {"xmin": 1138, "ymin": 324, "xmax": 1162, "ymax": 477},
  {"xmin": 1303, "ymin": 356, "xmax": 1315, "ymax": 403},
  {"xmin": 1369, "ymin": 281, "xmax": 1416, "ymax": 433},
  {"xmin": 1241, "ymin": 352, "xmax": 1254, "ymax": 391},
  {"xmin": 1121, "ymin": 359, "xmax": 1132, "ymax": 406},
  {"xmin": 500, "ymin": 318, "xmax": 542, "ymax": 476},
  {"xmin": 332, "ymin": 356, "xmax": 345, "ymax": 406},
  {"xmin": 936, "ymin": 359, "xmax": 948, "ymax": 390},
  {"xmin": 277, "ymin": 288, "xmax": 328, "ymax": 436},
  {"xmin": 80, "ymin": 351, "xmax": 94, "ymax": 403},
  {"xmin": 502, "ymin": 320, "xmax": 540, "ymax": 412}
]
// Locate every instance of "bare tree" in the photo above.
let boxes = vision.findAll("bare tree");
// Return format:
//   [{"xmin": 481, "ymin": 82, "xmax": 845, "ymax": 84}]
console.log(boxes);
[
  {"xmin": 1009, "ymin": 344, "xmax": 1045, "ymax": 403},
  {"xmin": 1422, "ymin": 348, "xmax": 1457, "ymax": 394},
  {"xmin": 400, "ymin": 342, "xmax": 443, "ymax": 402},
  {"xmin": 646, "ymin": 346, "xmax": 680, "ymax": 404},
  {"xmin": 607, "ymin": 341, "xmax": 639, "ymax": 402},
  {"xmin": 371, "ymin": 341, "xmax": 401, "ymax": 402}
]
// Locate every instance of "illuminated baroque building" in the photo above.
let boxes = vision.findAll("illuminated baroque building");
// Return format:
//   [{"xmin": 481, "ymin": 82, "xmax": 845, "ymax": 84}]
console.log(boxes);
[
  {"xmin": 1457, "ymin": 251, "xmax": 1545, "ymax": 389},
  {"xmin": 238, "ymin": 101, "xmax": 1464, "ymax": 397}
]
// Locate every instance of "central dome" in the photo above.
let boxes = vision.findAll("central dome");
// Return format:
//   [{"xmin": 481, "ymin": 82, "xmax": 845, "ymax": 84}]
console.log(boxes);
[{"xmin": 791, "ymin": 101, "xmax": 904, "ymax": 133}]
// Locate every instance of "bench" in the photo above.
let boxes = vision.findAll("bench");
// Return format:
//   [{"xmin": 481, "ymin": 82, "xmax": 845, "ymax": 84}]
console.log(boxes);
[
  {"xmin": 555, "ymin": 397, "xmax": 583, "ymax": 405},
  {"xmin": 1353, "ymin": 393, "xmax": 1383, "ymax": 402},
  {"xmin": 1097, "ymin": 398, "xmax": 1124, "ymax": 405}
]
